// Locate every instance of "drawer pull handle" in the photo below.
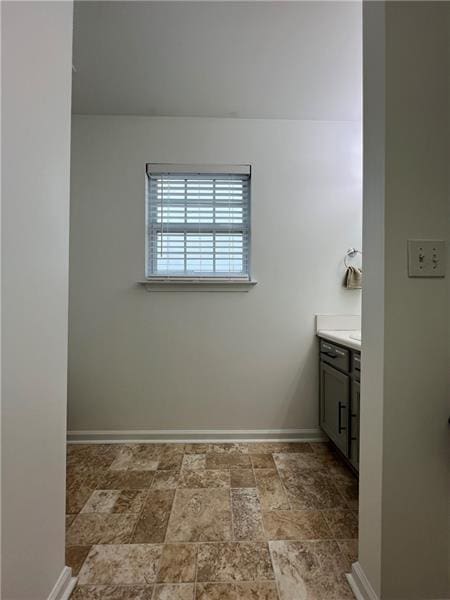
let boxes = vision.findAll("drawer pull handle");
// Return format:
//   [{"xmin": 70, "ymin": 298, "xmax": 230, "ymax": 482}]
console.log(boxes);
[{"xmin": 338, "ymin": 402, "xmax": 347, "ymax": 433}]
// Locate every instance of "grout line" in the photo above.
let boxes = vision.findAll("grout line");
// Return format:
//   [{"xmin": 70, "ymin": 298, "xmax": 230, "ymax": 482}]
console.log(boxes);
[
  {"xmin": 229, "ymin": 471, "xmax": 236, "ymax": 541},
  {"xmin": 194, "ymin": 536, "xmax": 199, "ymax": 600},
  {"xmin": 268, "ymin": 539, "xmax": 282, "ymax": 600},
  {"xmin": 263, "ymin": 451, "xmax": 282, "ymax": 600},
  {"xmin": 272, "ymin": 452, "xmax": 293, "ymax": 511},
  {"xmin": 163, "ymin": 486, "xmax": 177, "ymax": 545},
  {"xmin": 249, "ymin": 453, "xmax": 268, "ymax": 542}
]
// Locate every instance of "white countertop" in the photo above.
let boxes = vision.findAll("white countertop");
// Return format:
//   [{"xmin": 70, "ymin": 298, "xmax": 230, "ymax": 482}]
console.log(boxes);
[{"xmin": 317, "ymin": 329, "xmax": 361, "ymax": 351}]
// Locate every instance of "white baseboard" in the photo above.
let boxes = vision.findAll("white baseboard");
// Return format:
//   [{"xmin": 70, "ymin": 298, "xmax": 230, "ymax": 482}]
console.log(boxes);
[
  {"xmin": 347, "ymin": 562, "xmax": 379, "ymax": 600},
  {"xmin": 47, "ymin": 567, "xmax": 77, "ymax": 600},
  {"xmin": 67, "ymin": 428, "xmax": 325, "ymax": 443}
]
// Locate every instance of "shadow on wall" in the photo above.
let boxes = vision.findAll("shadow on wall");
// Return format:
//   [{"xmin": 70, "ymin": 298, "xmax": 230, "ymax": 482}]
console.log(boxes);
[{"xmin": 281, "ymin": 337, "xmax": 320, "ymax": 432}]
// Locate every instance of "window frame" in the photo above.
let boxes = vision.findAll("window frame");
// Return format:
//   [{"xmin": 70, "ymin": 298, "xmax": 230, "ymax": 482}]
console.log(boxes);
[{"xmin": 145, "ymin": 164, "xmax": 252, "ymax": 282}]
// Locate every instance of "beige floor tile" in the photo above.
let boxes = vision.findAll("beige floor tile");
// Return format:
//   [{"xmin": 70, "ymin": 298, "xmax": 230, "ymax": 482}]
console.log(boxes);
[
  {"xmin": 178, "ymin": 470, "xmax": 230, "ymax": 489},
  {"xmin": 322, "ymin": 510, "xmax": 358, "ymax": 539},
  {"xmin": 113, "ymin": 489, "xmax": 148, "ymax": 513},
  {"xmin": 81, "ymin": 491, "xmax": 120, "ymax": 513},
  {"xmin": 325, "ymin": 461, "xmax": 358, "ymax": 485},
  {"xmin": 67, "ymin": 445, "xmax": 118, "ymax": 470},
  {"xmin": 205, "ymin": 454, "xmax": 251, "ymax": 470},
  {"xmin": 195, "ymin": 582, "xmax": 277, "ymax": 600},
  {"xmin": 110, "ymin": 445, "xmax": 161, "ymax": 471},
  {"xmin": 195, "ymin": 583, "xmax": 236, "ymax": 600},
  {"xmin": 78, "ymin": 544, "xmax": 163, "ymax": 585},
  {"xmin": 273, "ymin": 452, "xmax": 327, "ymax": 471},
  {"xmin": 66, "ymin": 481, "xmax": 96, "ymax": 514},
  {"xmin": 207, "ymin": 443, "xmax": 249, "ymax": 454},
  {"xmin": 67, "ymin": 464, "xmax": 107, "ymax": 485},
  {"xmin": 66, "ymin": 546, "xmax": 91, "ymax": 576},
  {"xmin": 230, "ymin": 469, "xmax": 256, "ymax": 488},
  {"xmin": 152, "ymin": 471, "xmax": 180, "ymax": 489},
  {"xmin": 231, "ymin": 488, "xmax": 264, "ymax": 541},
  {"xmin": 67, "ymin": 513, "xmax": 138, "ymax": 545},
  {"xmin": 157, "ymin": 544, "xmax": 198, "ymax": 583},
  {"xmin": 336, "ymin": 479, "xmax": 359, "ymax": 509},
  {"xmin": 337, "ymin": 539, "xmax": 358, "ymax": 569},
  {"xmin": 233, "ymin": 582, "xmax": 279, "ymax": 599},
  {"xmin": 166, "ymin": 489, "xmax": 232, "ymax": 542},
  {"xmin": 159, "ymin": 446, "xmax": 185, "ymax": 470},
  {"xmin": 262, "ymin": 510, "xmax": 332, "ymax": 541},
  {"xmin": 132, "ymin": 489, "xmax": 175, "ymax": 543},
  {"xmin": 153, "ymin": 584, "xmax": 195, "ymax": 600},
  {"xmin": 79, "ymin": 489, "xmax": 148, "ymax": 514},
  {"xmin": 101, "ymin": 471, "xmax": 155, "ymax": 490},
  {"xmin": 72, "ymin": 586, "xmax": 154, "ymax": 599},
  {"xmin": 196, "ymin": 542, "xmax": 274, "ymax": 582},
  {"xmin": 250, "ymin": 454, "xmax": 276, "ymax": 469},
  {"xmin": 269, "ymin": 540, "xmax": 354, "ymax": 600},
  {"xmin": 254, "ymin": 469, "xmax": 290, "ymax": 511},
  {"xmin": 279, "ymin": 469, "xmax": 348, "ymax": 510},
  {"xmin": 182, "ymin": 455, "xmax": 206, "ymax": 470}
]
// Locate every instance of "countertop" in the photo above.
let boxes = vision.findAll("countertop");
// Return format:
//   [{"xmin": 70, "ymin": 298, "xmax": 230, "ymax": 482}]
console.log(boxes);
[{"xmin": 317, "ymin": 329, "xmax": 361, "ymax": 351}]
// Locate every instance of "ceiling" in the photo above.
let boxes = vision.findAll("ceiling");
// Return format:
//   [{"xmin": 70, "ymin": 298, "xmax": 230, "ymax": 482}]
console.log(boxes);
[{"xmin": 72, "ymin": 1, "xmax": 362, "ymax": 120}]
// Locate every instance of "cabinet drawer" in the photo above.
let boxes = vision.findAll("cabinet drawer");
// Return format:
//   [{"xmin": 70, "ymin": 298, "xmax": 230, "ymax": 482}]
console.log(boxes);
[{"xmin": 320, "ymin": 340, "xmax": 350, "ymax": 373}]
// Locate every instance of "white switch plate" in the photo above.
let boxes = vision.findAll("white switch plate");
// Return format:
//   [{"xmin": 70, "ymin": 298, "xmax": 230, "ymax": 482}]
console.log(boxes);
[{"xmin": 407, "ymin": 239, "xmax": 446, "ymax": 277}]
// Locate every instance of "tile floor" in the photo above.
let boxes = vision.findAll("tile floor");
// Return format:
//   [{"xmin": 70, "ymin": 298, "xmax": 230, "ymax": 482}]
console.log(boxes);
[{"xmin": 66, "ymin": 442, "xmax": 358, "ymax": 600}]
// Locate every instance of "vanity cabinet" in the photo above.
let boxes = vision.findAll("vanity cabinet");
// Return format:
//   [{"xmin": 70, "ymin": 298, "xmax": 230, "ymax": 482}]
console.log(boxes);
[{"xmin": 319, "ymin": 338, "xmax": 360, "ymax": 473}]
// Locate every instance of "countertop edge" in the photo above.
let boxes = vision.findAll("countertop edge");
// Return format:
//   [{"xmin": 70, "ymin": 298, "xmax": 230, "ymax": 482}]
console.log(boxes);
[{"xmin": 317, "ymin": 330, "xmax": 361, "ymax": 351}]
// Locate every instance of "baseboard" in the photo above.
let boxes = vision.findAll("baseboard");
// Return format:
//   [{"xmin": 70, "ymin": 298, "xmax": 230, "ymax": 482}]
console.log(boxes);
[
  {"xmin": 47, "ymin": 567, "xmax": 77, "ymax": 600},
  {"xmin": 67, "ymin": 428, "xmax": 326, "ymax": 443},
  {"xmin": 346, "ymin": 562, "xmax": 379, "ymax": 600}
]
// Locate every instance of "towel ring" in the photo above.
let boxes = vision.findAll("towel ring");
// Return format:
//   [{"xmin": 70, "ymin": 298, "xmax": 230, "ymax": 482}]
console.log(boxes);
[{"xmin": 344, "ymin": 247, "xmax": 362, "ymax": 268}]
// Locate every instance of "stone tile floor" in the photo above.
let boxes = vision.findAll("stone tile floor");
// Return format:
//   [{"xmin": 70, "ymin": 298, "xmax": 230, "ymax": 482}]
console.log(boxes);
[{"xmin": 66, "ymin": 442, "xmax": 358, "ymax": 600}]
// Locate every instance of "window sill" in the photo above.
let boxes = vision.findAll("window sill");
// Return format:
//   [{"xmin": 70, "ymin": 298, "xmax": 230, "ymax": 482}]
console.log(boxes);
[{"xmin": 138, "ymin": 278, "xmax": 258, "ymax": 292}]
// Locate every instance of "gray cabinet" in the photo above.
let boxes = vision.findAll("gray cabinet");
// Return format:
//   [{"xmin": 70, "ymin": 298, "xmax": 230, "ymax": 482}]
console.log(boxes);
[
  {"xmin": 319, "ymin": 338, "xmax": 360, "ymax": 473},
  {"xmin": 319, "ymin": 361, "xmax": 349, "ymax": 455}
]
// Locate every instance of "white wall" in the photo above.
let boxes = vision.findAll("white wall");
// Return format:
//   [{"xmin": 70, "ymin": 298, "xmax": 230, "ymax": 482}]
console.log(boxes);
[
  {"xmin": 72, "ymin": 1, "xmax": 362, "ymax": 121},
  {"xmin": 68, "ymin": 115, "xmax": 362, "ymax": 435},
  {"xmin": 359, "ymin": 2, "xmax": 449, "ymax": 598},
  {"xmin": 358, "ymin": 1, "xmax": 385, "ymax": 593},
  {"xmin": 1, "ymin": 2, "xmax": 73, "ymax": 598}
]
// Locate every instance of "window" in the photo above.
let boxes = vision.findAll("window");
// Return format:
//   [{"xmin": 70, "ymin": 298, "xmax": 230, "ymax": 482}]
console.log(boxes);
[{"xmin": 146, "ymin": 164, "xmax": 251, "ymax": 280}]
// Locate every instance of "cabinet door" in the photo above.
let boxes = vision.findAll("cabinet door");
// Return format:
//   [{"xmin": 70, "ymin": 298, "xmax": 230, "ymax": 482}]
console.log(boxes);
[
  {"xmin": 350, "ymin": 380, "xmax": 360, "ymax": 471},
  {"xmin": 319, "ymin": 361, "xmax": 350, "ymax": 456}
]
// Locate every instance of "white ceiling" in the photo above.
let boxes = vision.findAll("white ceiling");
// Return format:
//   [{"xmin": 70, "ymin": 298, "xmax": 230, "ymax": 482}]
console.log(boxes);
[{"xmin": 72, "ymin": 1, "xmax": 362, "ymax": 120}]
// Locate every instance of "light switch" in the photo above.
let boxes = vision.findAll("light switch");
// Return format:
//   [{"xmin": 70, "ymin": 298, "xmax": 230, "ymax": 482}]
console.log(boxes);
[{"xmin": 408, "ymin": 240, "xmax": 446, "ymax": 277}]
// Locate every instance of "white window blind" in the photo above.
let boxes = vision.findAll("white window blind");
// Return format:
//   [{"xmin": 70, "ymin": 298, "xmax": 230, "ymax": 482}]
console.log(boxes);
[{"xmin": 146, "ymin": 165, "xmax": 251, "ymax": 279}]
